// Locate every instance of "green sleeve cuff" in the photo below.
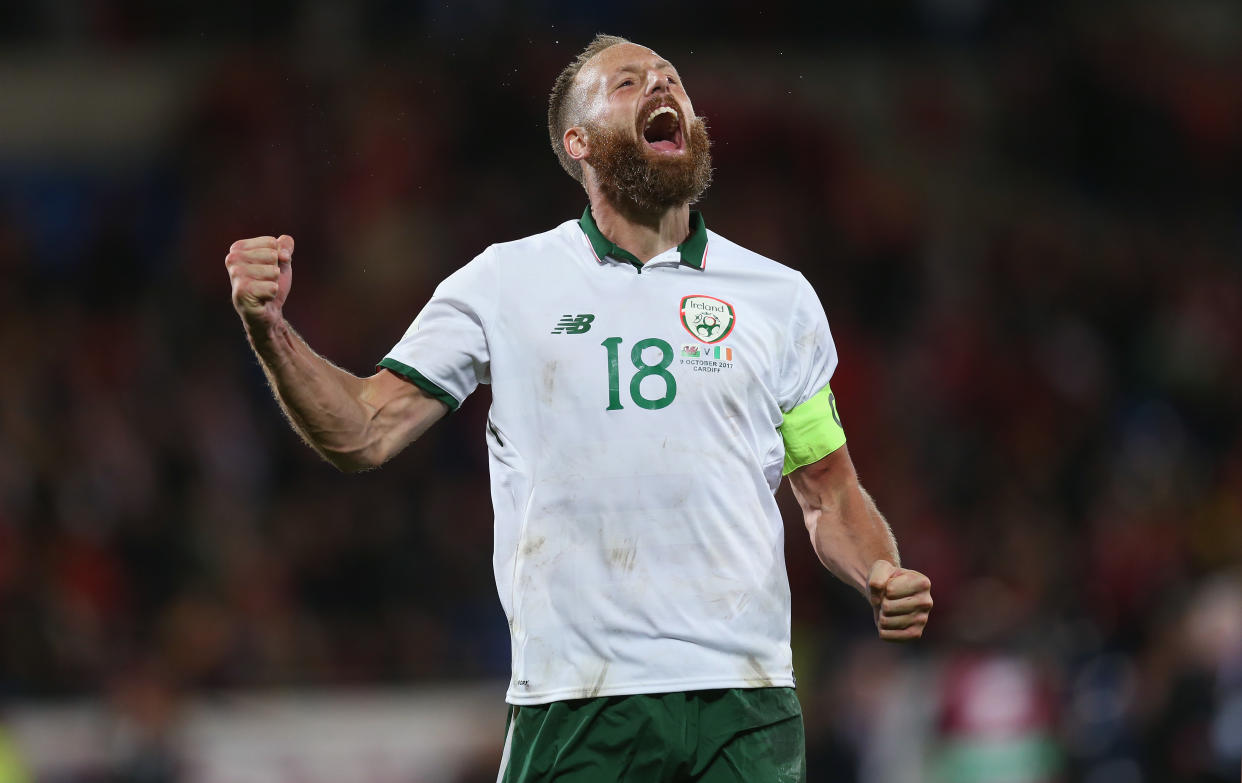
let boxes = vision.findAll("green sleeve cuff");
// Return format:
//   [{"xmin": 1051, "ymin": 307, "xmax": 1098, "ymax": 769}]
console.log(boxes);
[
  {"xmin": 780, "ymin": 384, "xmax": 846, "ymax": 475},
  {"xmin": 377, "ymin": 358, "xmax": 461, "ymax": 412}
]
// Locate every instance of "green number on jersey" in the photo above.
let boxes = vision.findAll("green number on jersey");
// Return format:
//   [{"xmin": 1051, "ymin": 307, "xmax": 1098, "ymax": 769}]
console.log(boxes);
[
  {"xmin": 601, "ymin": 337, "xmax": 625, "ymax": 410},
  {"xmin": 601, "ymin": 337, "xmax": 677, "ymax": 411},
  {"xmin": 629, "ymin": 338, "xmax": 677, "ymax": 410}
]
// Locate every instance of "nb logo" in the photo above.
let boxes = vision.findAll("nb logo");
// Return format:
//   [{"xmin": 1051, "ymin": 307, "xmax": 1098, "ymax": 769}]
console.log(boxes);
[{"xmin": 551, "ymin": 313, "xmax": 595, "ymax": 334}]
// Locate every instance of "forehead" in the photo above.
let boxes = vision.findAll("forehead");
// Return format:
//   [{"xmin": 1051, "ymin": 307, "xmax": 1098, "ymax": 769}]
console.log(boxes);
[{"xmin": 580, "ymin": 42, "xmax": 677, "ymax": 87}]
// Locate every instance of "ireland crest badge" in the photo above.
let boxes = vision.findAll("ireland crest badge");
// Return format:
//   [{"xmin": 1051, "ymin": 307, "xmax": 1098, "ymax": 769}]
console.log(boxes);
[{"xmin": 680, "ymin": 295, "xmax": 736, "ymax": 344}]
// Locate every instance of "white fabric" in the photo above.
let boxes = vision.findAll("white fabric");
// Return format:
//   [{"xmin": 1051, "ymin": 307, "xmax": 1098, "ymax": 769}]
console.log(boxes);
[{"xmin": 383, "ymin": 219, "xmax": 838, "ymax": 705}]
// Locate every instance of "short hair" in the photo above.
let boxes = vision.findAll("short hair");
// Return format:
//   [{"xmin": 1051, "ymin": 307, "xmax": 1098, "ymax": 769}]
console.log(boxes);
[{"xmin": 548, "ymin": 34, "xmax": 633, "ymax": 184}]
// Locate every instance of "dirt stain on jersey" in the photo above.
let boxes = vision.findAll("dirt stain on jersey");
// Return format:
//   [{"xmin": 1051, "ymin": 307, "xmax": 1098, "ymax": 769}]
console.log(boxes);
[
  {"xmin": 744, "ymin": 655, "xmax": 774, "ymax": 688},
  {"xmin": 607, "ymin": 540, "xmax": 638, "ymax": 572},
  {"xmin": 584, "ymin": 662, "xmax": 610, "ymax": 699},
  {"xmin": 795, "ymin": 328, "xmax": 818, "ymax": 351},
  {"xmin": 733, "ymin": 591, "xmax": 752, "ymax": 617},
  {"xmin": 521, "ymin": 535, "xmax": 546, "ymax": 556},
  {"xmin": 541, "ymin": 360, "xmax": 558, "ymax": 405},
  {"xmin": 722, "ymin": 398, "xmax": 745, "ymax": 435}
]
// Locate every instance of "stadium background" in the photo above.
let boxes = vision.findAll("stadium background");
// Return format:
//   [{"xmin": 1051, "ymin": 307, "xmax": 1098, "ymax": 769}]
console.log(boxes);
[{"xmin": 1, "ymin": 1, "xmax": 1240, "ymax": 781}]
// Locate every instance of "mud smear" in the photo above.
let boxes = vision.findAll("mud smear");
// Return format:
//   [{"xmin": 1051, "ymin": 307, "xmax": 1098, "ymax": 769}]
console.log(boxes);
[
  {"xmin": 541, "ymin": 360, "xmax": 558, "ymax": 405},
  {"xmin": 521, "ymin": 535, "xmax": 546, "ymax": 556},
  {"xmin": 585, "ymin": 662, "xmax": 611, "ymax": 698},
  {"xmin": 744, "ymin": 655, "xmax": 774, "ymax": 688},
  {"xmin": 607, "ymin": 542, "xmax": 638, "ymax": 572}
]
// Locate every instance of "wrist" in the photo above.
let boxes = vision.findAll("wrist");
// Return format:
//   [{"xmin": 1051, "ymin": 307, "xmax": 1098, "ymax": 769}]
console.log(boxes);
[{"xmin": 245, "ymin": 315, "xmax": 288, "ymax": 354}]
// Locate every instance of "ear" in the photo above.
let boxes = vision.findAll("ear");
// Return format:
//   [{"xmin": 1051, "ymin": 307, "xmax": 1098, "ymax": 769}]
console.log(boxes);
[{"xmin": 564, "ymin": 126, "xmax": 589, "ymax": 162}]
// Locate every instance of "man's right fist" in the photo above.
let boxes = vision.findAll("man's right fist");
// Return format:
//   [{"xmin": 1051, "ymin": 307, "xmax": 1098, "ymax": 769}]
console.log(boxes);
[{"xmin": 226, "ymin": 235, "xmax": 294, "ymax": 331}]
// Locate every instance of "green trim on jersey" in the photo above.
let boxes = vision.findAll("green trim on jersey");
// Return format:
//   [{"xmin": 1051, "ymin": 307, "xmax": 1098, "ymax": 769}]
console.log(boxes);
[
  {"xmin": 579, "ymin": 206, "xmax": 708, "ymax": 269},
  {"xmin": 377, "ymin": 357, "xmax": 460, "ymax": 411},
  {"xmin": 780, "ymin": 385, "xmax": 846, "ymax": 475}
]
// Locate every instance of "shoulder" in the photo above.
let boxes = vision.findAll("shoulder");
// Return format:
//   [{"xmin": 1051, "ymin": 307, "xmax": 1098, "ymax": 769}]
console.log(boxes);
[
  {"xmin": 704, "ymin": 229, "xmax": 816, "ymax": 291},
  {"xmin": 441, "ymin": 221, "xmax": 581, "ymax": 284},
  {"xmin": 484, "ymin": 220, "xmax": 583, "ymax": 261}
]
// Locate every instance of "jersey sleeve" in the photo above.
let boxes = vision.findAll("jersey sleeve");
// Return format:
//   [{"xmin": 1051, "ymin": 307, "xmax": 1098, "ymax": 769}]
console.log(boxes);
[
  {"xmin": 377, "ymin": 249, "xmax": 495, "ymax": 411},
  {"xmin": 777, "ymin": 275, "xmax": 845, "ymax": 474}
]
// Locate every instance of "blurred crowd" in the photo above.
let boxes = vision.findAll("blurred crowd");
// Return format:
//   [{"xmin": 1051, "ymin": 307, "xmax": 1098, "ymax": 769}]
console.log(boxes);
[{"xmin": 1, "ymin": 1, "xmax": 1240, "ymax": 781}]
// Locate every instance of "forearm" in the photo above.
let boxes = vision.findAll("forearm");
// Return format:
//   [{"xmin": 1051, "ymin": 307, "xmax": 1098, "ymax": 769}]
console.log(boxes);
[
  {"xmin": 790, "ymin": 448, "xmax": 931, "ymax": 641},
  {"xmin": 246, "ymin": 318, "xmax": 382, "ymax": 470},
  {"xmin": 804, "ymin": 483, "xmax": 898, "ymax": 595},
  {"xmin": 789, "ymin": 448, "xmax": 899, "ymax": 595}
]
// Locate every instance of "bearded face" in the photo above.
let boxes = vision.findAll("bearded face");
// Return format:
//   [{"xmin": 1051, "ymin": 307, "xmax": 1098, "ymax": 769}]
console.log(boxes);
[{"xmin": 583, "ymin": 96, "xmax": 713, "ymax": 213}]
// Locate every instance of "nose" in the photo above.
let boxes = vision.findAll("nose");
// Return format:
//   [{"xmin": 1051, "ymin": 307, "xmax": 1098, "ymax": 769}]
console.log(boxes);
[{"xmin": 644, "ymin": 71, "xmax": 672, "ymax": 96}]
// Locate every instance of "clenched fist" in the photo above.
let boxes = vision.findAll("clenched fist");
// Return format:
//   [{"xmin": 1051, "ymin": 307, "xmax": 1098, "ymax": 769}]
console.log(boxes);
[
  {"xmin": 868, "ymin": 560, "xmax": 933, "ymax": 642},
  {"xmin": 225, "ymin": 235, "xmax": 294, "ymax": 332}
]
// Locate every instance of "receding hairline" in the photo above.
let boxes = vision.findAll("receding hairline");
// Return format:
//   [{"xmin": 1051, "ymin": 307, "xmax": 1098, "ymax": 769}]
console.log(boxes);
[{"xmin": 571, "ymin": 43, "xmax": 671, "ymax": 102}]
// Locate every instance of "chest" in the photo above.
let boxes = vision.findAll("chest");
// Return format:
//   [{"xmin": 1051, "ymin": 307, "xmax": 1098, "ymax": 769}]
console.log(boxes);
[{"xmin": 486, "ymin": 261, "xmax": 786, "ymax": 421}]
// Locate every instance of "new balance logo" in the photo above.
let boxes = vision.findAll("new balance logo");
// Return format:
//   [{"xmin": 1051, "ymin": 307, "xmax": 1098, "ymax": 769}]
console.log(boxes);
[{"xmin": 551, "ymin": 314, "xmax": 595, "ymax": 334}]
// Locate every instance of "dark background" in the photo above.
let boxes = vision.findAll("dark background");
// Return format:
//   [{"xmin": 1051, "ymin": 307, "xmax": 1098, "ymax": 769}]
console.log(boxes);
[{"xmin": 0, "ymin": 1, "xmax": 1240, "ymax": 781}]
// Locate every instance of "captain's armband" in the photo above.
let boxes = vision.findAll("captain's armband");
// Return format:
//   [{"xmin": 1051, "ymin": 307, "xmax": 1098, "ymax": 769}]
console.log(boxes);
[{"xmin": 779, "ymin": 385, "xmax": 846, "ymax": 475}]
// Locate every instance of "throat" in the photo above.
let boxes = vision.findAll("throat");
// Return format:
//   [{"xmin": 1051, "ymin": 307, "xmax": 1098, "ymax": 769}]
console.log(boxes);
[{"xmin": 591, "ymin": 200, "xmax": 692, "ymax": 264}]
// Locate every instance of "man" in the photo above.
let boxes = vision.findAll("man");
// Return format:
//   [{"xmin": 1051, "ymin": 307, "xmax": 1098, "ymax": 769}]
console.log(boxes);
[{"xmin": 225, "ymin": 35, "xmax": 932, "ymax": 782}]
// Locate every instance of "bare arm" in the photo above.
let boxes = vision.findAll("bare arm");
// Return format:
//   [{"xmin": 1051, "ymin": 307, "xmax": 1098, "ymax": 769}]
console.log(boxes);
[
  {"xmin": 226, "ymin": 235, "xmax": 447, "ymax": 472},
  {"xmin": 248, "ymin": 322, "xmax": 446, "ymax": 471},
  {"xmin": 789, "ymin": 444, "xmax": 932, "ymax": 641},
  {"xmin": 788, "ymin": 444, "xmax": 898, "ymax": 592}
]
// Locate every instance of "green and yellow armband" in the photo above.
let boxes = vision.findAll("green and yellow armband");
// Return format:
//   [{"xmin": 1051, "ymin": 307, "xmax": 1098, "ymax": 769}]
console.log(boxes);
[{"xmin": 780, "ymin": 384, "xmax": 846, "ymax": 475}]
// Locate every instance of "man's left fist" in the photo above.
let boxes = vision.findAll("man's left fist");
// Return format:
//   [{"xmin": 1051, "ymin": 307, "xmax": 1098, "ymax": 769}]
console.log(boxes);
[{"xmin": 867, "ymin": 560, "xmax": 933, "ymax": 642}]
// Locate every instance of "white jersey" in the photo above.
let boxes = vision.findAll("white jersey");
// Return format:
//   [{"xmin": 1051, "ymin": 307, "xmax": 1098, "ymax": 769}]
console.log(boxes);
[{"xmin": 381, "ymin": 209, "xmax": 838, "ymax": 705}]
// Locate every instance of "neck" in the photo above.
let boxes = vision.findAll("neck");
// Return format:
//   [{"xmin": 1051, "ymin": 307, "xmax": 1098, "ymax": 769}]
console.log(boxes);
[{"xmin": 586, "ymin": 189, "xmax": 690, "ymax": 264}]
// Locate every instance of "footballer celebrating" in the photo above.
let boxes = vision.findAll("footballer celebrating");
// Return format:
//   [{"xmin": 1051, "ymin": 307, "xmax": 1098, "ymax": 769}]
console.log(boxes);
[{"xmin": 225, "ymin": 35, "xmax": 932, "ymax": 782}]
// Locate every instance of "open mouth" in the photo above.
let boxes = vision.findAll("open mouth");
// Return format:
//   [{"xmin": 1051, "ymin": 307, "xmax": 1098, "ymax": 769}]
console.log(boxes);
[{"xmin": 642, "ymin": 104, "xmax": 684, "ymax": 153}]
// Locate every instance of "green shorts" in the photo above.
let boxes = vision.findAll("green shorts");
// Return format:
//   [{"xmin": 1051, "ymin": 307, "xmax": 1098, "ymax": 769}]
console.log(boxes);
[{"xmin": 497, "ymin": 687, "xmax": 805, "ymax": 782}]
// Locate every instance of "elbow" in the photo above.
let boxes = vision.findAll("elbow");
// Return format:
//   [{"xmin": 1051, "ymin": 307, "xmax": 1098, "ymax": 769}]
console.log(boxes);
[
  {"xmin": 318, "ymin": 422, "xmax": 393, "ymax": 473},
  {"xmin": 329, "ymin": 457, "xmax": 374, "ymax": 474},
  {"xmin": 322, "ymin": 444, "xmax": 384, "ymax": 473}
]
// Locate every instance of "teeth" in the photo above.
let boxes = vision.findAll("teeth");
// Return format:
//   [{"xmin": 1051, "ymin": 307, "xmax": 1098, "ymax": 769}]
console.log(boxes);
[{"xmin": 645, "ymin": 106, "xmax": 679, "ymax": 127}]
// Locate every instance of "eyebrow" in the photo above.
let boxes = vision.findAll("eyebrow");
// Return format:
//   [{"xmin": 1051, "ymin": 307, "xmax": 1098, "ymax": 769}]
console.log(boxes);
[{"xmin": 615, "ymin": 60, "xmax": 674, "ymax": 76}]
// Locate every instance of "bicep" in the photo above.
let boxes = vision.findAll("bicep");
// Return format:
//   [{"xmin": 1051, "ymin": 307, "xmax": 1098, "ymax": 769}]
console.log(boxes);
[{"xmin": 361, "ymin": 368, "xmax": 450, "ymax": 463}]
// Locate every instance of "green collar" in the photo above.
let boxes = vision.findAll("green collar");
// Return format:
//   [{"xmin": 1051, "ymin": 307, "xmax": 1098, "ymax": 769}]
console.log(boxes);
[{"xmin": 579, "ymin": 206, "xmax": 709, "ymax": 270}]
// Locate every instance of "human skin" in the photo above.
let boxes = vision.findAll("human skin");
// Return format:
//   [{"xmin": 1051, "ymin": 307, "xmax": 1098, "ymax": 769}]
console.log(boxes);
[{"xmin": 224, "ymin": 39, "xmax": 932, "ymax": 641}]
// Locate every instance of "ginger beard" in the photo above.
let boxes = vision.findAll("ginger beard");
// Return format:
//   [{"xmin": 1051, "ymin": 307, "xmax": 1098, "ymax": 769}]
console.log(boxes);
[{"xmin": 583, "ymin": 109, "xmax": 713, "ymax": 214}]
